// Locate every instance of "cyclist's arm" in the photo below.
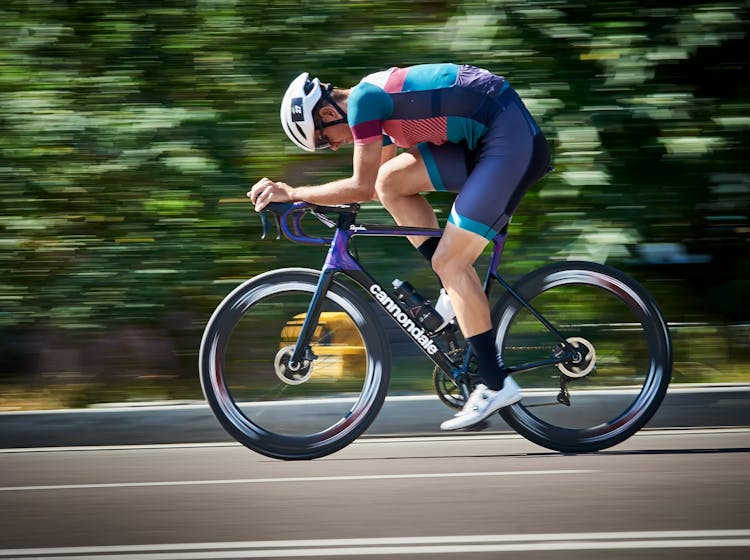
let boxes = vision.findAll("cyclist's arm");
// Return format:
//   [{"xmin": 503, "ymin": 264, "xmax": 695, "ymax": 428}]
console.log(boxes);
[
  {"xmin": 287, "ymin": 141, "xmax": 383, "ymax": 205},
  {"xmin": 250, "ymin": 141, "xmax": 393, "ymax": 210}
]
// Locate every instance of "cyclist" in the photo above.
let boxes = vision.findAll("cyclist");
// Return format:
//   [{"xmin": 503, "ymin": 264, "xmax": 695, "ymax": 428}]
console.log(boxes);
[{"xmin": 248, "ymin": 63, "xmax": 551, "ymax": 430}]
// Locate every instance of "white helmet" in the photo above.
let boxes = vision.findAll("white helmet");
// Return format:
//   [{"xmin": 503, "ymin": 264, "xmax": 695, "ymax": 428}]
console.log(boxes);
[
  {"xmin": 280, "ymin": 72, "xmax": 347, "ymax": 152},
  {"xmin": 280, "ymin": 73, "xmax": 322, "ymax": 152}
]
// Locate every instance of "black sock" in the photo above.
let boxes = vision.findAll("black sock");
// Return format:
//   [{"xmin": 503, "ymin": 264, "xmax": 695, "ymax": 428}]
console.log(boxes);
[
  {"xmin": 467, "ymin": 329, "xmax": 506, "ymax": 391},
  {"xmin": 417, "ymin": 236, "xmax": 441, "ymax": 264},
  {"xmin": 417, "ymin": 237, "xmax": 443, "ymax": 288}
]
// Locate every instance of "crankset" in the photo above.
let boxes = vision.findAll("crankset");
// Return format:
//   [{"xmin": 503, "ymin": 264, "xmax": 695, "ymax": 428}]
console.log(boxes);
[
  {"xmin": 433, "ymin": 367, "xmax": 478, "ymax": 409},
  {"xmin": 431, "ymin": 332, "xmax": 481, "ymax": 410}
]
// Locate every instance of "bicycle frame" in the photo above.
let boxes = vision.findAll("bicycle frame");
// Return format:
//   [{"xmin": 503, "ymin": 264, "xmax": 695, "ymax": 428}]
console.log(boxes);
[{"xmin": 265, "ymin": 202, "xmax": 577, "ymax": 383}]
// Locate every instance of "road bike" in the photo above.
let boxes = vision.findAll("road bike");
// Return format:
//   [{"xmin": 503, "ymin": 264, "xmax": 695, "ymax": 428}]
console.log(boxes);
[{"xmin": 200, "ymin": 202, "xmax": 672, "ymax": 460}]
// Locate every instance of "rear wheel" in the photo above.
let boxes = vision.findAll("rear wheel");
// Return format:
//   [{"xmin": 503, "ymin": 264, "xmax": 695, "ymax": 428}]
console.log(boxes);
[
  {"xmin": 493, "ymin": 261, "xmax": 672, "ymax": 453},
  {"xmin": 200, "ymin": 268, "xmax": 390, "ymax": 460}
]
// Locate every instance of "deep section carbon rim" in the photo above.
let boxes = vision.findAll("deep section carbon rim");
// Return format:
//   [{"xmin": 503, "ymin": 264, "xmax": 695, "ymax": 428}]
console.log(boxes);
[
  {"xmin": 494, "ymin": 262, "xmax": 671, "ymax": 453},
  {"xmin": 199, "ymin": 269, "xmax": 390, "ymax": 460}
]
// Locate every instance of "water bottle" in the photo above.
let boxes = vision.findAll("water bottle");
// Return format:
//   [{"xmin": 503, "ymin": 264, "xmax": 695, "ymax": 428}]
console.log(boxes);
[
  {"xmin": 433, "ymin": 288, "xmax": 456, "ymax": 331},
  {"xmin": 392, "ymin": 279, "xmax": 444, "ymax": 333}
]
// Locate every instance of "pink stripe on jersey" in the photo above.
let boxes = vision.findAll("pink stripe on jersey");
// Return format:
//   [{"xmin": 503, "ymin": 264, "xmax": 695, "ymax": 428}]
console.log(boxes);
[
  {"xmin": 383, "ymin": 116, "xmax": 448, "ymax": 148},
  {"xmin": 384, "ymin": 67, "xmax": 408, "ymax": 93}
]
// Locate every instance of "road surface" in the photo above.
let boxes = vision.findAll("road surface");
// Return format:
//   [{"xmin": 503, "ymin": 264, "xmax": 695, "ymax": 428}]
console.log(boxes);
[{"xmin": 1, "ymin": 427, "xmax": 748, "ymax": 559}]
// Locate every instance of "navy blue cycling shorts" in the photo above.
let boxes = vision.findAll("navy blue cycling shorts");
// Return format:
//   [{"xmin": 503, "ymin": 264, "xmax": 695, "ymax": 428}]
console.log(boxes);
[{"xmin": 417, "ymin": 89, "xmax": 551, "ymax": 239}]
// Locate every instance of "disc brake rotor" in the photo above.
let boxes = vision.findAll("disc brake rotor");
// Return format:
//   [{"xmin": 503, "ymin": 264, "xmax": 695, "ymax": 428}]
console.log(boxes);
[
  {"xmin": 556, "ymin": 336, "xmax": 596, "ymax": 378},
  {"xmin": 274, "ymin": 345, "xmax": 313, "ymax": 385}
]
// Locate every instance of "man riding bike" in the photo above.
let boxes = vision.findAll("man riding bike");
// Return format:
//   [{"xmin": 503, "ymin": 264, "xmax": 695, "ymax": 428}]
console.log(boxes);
[{"xmin": 248, "ymin": 63, "xmax": 551, "ymax": 430}]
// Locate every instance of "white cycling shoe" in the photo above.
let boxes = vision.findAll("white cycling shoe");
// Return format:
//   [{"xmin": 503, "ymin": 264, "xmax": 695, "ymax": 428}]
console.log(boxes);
[{"xmin": 440, "ymin": 377, "xmax": 522, "ymax": 431}]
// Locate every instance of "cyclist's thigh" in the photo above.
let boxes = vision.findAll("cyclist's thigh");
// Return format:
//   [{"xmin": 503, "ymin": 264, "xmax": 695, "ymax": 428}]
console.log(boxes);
[
  {"xmin": 377, "ymin": 149, "xmax": 436, "ymax": 196},
  {"xmin": 451, "ymin": 104, "xmax": 536, "ymax": 239}
]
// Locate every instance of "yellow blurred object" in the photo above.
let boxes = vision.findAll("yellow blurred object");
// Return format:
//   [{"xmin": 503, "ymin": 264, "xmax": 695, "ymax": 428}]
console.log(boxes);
[{"xmin": 280, "ymin": 313, "xmax": 366, "ymax": 379}]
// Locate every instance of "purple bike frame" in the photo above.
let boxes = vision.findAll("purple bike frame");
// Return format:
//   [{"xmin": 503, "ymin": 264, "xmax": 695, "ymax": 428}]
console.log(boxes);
[{"xmin": 264, "ymin": 202, "xmax": 572, "ymax": 377}]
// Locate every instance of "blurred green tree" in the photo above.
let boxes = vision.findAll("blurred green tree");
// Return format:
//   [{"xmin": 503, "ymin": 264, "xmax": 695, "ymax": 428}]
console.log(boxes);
[{"xmin": 0, "ymin": 0, "xmax": 747, "ymax": 398}]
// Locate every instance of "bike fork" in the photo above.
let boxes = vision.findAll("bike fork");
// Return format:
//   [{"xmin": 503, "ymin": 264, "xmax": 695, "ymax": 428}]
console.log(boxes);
[{"xmin": 288, "ymin": 268, "xmax": 336, "ymax": 367}]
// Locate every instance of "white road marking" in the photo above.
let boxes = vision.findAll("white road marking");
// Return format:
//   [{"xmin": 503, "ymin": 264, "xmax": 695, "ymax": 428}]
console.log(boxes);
[
  {"xmin": 0, "ymin": 530, "xmax": 747, "ymax": 558},
  {"xmin": 0, "ymin": 469, "xmax": 594, "ymax": 492}
]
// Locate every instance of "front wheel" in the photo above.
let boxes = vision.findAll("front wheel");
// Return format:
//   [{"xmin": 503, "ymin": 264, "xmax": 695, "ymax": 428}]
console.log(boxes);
[
  {"xmin": 199, "ymin": 268, "xmax": 390, "ymax": 460},
  {"xmin": 493, "ymin": 261, "xmax": 672, "ymax": 453}
]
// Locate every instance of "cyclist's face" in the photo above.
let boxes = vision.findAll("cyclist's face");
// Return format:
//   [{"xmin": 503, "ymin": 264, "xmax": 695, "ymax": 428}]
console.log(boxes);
[
  {"xmin": 316, "ymin": 106, "xmax": 352, "ymax": 151},
  {"xmin": 317, "ymin": 124, "xmax": 351, "ymax": 151}
]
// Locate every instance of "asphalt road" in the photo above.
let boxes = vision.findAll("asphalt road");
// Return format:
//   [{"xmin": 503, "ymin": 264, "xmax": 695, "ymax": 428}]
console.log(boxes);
[{"xmin": 1, "ymin": 428, "xmax": 748, "ymax": 559}]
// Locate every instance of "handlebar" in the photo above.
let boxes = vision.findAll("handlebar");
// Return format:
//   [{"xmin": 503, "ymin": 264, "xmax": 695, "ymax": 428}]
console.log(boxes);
[{"xmin": 259, "ymin": 202, "xmax": 360, "ymax": 245}]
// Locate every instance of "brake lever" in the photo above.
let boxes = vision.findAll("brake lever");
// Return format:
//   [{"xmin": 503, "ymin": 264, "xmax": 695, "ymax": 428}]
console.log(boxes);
[{"xmin": 259, "ymin": 210, "xmax": 282, "ymax": 240}]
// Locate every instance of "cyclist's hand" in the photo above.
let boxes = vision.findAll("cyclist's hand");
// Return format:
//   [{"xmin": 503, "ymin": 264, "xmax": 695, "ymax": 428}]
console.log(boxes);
[{"xmin": 248, "ymin": 178, "xmax": 293, "ymax": 212}]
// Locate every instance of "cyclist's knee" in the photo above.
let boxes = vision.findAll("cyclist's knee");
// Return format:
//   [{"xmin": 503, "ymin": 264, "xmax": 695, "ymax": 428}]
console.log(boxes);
[
  {"xmin": 431, "ymin": 225, "xmax": 487, "ymax": 284},
  {"xmin": 375, "ymin": 151, "xmax": 432, "ymax": 203},
  {"xmin": 431, "ymin": 246, "xmax": 470, "ymax": 282},
  {"xmin": 375, "ymin": 158, "xmax": 411, "ymax": 201},
  {"xmin": 374, "ymin": 167, "xmax": 395, "ymax": 204},
  {"xmin": 375, "ymin": 160, "xmax": 406, "ymax": 206}
]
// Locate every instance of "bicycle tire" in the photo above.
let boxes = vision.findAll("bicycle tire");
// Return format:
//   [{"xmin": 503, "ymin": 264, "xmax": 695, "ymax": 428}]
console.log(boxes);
[
  {"xmin": 493, "ymin": 261, "xmax": 672, "ymax": 453},
  {"xmin": 199, "ymin": 268, "xmax": 390, "ymax": 460}
]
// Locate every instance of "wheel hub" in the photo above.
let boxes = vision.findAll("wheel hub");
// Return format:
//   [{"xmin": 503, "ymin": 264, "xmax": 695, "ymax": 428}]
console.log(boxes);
[
  {"xmin": 274, "ymin": 345, "xmax": 313, "ymax": 385},
  {"xmin": 556, "ymin": 336, "xmax": 596, "ymax": 378}
]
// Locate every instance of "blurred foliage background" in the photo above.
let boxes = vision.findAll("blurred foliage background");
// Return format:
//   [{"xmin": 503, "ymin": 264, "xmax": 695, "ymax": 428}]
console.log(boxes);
[{"xmin": 1, "ymin": 0, "xmax": 748, "ymax": 409}]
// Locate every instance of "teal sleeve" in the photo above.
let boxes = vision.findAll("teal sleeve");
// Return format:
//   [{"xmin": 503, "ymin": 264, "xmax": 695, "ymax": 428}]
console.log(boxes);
[{"xmin": 348, "ymin": 82, "xmax": 394, "ymax": 143}]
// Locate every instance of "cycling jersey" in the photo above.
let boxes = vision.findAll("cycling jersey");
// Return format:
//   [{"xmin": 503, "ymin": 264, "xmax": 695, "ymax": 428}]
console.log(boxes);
[
  {"xmin": 348, "ymin": 63, "xmax": 550, "ymax": 240},
  {"xmin": 349, "ymin": 64, "xmax": 513, "ymax": 149}
]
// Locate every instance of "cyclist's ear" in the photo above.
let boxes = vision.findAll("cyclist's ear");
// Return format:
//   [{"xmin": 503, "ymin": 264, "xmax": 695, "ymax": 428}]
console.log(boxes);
[{"xmin": 318, "ymin": 105, "xmax": 339, "ymax": 123}]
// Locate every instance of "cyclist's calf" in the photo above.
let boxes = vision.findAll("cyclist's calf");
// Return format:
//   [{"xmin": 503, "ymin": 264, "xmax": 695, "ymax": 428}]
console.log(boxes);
[{"xmin": 431, "ymin": 224, "xmax": 494, "ymax": 337}]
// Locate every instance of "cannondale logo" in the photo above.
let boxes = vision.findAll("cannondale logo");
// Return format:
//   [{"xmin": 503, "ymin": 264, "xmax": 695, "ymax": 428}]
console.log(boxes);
[{"xmin": 369, "ymin": 284, "xmax": 439, "ymax": 355}]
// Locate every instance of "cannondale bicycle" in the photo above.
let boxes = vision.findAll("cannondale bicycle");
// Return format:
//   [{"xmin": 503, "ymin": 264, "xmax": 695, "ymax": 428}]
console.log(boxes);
[{"xmin": 200, "ymin": 202, "xmax": 672, "ymax": 460}]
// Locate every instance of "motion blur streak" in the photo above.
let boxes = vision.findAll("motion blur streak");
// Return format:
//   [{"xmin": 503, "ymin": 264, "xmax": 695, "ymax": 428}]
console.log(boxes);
[
  {"xmin": 1, "ymin": 0, "xmax": 748, "ymax": 410},
  {"xmin": 2, "ymin": 530, "xmax": 748, "ymax": 559}
]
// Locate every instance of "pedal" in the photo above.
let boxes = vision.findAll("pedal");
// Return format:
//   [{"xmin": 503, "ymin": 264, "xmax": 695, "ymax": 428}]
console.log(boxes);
[{"xmin": 464, "ymin": 419, "xmax": 491, "ymax": 432}]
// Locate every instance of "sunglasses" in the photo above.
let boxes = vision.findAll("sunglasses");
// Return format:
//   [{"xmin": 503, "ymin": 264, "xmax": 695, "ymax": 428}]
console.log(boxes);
[
  {"xmin": 313, "ymin": 116, "xmax": 348, "ymax": 150},
  {"xmin": 313, "ymin": 120, "xmax": 331, "ymax": 150}
]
